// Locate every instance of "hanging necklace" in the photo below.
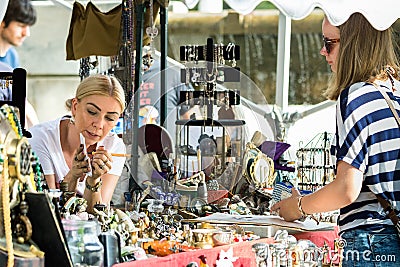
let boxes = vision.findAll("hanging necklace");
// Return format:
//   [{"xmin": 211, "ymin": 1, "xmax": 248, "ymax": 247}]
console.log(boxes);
[
  {"xmin": 0, "ymin": 104, "xmax": 22, "ymax": 137},
  {"xmin": 145, "ymin": 0, "xmax": 158, "ymax": 56}
]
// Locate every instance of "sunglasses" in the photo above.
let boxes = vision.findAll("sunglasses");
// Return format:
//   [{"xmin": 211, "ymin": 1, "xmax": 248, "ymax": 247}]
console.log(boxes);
[{"xmin": 322, "ymin": 36, "xmax": 340, "ymax": 54}]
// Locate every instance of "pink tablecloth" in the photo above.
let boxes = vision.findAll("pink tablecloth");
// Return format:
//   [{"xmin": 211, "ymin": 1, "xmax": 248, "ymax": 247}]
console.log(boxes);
[
  {"xmin": 114, "ymin": 238, "xmax": 269, "ymax": 267},
  {"xmin": 293, "ymin": 226, "xmax": 339, "ymax": 249},
  {"xmin": 114, "ymin": 227, "xmax": 339, "ymax": 267}
]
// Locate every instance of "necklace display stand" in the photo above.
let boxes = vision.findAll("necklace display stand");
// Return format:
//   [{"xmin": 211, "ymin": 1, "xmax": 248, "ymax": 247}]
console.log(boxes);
[{"xmin": 175, "ymin": 37, "xmax": 245, "ymax": 201}]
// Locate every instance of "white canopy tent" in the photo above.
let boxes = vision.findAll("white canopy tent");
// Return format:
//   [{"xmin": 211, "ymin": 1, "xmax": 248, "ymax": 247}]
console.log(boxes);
[
  {"xmin": 185, "ymin": 0, "xmax": 399, "ymax": 29},
  {"xmin": 184, "ymin": 0, "xmax": 400, "ymax": 111},
  {"xmin": 0, "ymin": 0, "xmax": 8, "ymax": 22}
]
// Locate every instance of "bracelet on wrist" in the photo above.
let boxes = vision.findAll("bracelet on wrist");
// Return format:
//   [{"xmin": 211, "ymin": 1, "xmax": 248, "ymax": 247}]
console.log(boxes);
[
  {"xmin": 85, "ymin": 178, "xmax": 102, "ymax": 192},
  {"xmin": 297, "ymin": 196, "xmax": 308, "ymax": 217}
]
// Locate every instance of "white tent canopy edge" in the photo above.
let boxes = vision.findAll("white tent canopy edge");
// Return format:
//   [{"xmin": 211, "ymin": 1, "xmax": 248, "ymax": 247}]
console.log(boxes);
[
  {"xmin": 0, "ymin": 0, "xmax": 8, "ymax": 23},
  {"xmin": 184, "ymin": 0, "xmax": 400, "ymax": 30}
]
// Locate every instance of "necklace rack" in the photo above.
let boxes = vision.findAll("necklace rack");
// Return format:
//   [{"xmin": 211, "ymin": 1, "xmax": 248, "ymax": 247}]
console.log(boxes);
[
  {"xmin": 176, "ymin": 38, "xmax": 245, "ymax": 180},
  {"xmin": 179, "ymin": 37, "xmax": 241, "ymax": 120},
  {"xmin": 296, "ymin": 132, "xmax": 335, "ymax": 192},
  {"xmin": 0, "ymin": 104, "xmax": 45, "ymax": 263}
]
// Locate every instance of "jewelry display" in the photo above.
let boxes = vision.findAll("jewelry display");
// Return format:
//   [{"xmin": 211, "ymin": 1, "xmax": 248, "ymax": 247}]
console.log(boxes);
[
  {"xmin": 224, "ymin": 90, "xmax": 229, "ymax": 110},
  {"xmin": 191, "ymin": 67, "xmax": 201, "ymax": 84},
  {"xmin": 142, "ymin": 46, "xmax": 155, "ymax": 72},
  {"xmin": 119, "ymin": 0, "xmax": 134, "ymax": 106},
  {"xmin": 206, "ymin": 68, "xmax": 216, "ymax": 83},
  {"xmin": 194, "ymin": 45, "xmax": 199, "ymax": 64},
  {"xmin": 145, "ymin": 0, "xmax": 158, "ymax": 56},
  {"xmin": 0, "ymin": 78, "xmax": 11, "ymax": 90},
  {"xmin": 175, "ymin": 38, "xmax": 245, "ymax": 205},
  {"xmin": 185, "ymin": 67, "xmax": 190, "ymax": 85},
  {"xmin": 79, "ymin": 57, "xmax": 90, "ymax": 80},
  {"xmin": 225, "ymin": 42, "xmax": 237, "ymax": 67},
  {"xmin": 79, "ymin": 56, "xmax": 99, "ymax": 80},
  {"xmin": 217, "ymin": 43, "xmax": 225, "ymax": 66},
  {"xmin": 179, "ymin": 40, "xmax": 240, "ymax": 87},
  {"xmin": 0, "ymin": 104, "xmax": 45, "ymax": 263},
  {"xmin": 296, "ymin": 132, "xmax": 335, "ymax": 192}
]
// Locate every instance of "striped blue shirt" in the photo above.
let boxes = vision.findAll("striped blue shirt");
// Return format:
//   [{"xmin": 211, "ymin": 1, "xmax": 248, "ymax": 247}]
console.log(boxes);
[{"xmin": 336, "ymin": 79, "xmax": 400, "ymax": 233}]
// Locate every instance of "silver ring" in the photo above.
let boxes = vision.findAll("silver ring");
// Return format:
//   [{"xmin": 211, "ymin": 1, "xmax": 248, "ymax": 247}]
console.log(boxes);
[{"xmin": 99, "ymin": 163, "xmax": 104, "ymax": 169}]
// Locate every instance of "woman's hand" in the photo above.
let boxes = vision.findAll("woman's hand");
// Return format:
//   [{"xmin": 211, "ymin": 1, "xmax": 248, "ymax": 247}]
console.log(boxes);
[
  {"xmin": 71, "ymin": 145, "xmax": 91, "ymax": 182},
  {"xmin": 90, "ymin": 146, "xmax": 113, "ymax": 180},
  {"xmin": 84, "ymin": 146, "xmax": 114, "ymax": 212},
  {"xmin": 270, "ymin": 187, "xmax": 303, "ymax": 222}
]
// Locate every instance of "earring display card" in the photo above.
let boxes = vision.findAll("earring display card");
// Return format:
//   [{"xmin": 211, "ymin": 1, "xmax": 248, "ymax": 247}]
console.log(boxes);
[{"xmin": 25, "ymin": 192, "xmax": 73, "ymax": 267}]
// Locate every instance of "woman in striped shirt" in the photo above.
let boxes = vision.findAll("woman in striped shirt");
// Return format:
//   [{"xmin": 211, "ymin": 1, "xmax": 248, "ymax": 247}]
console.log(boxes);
[{"xmin": 272, "ymin": 13, "xmax": 400, "ymax": 266}]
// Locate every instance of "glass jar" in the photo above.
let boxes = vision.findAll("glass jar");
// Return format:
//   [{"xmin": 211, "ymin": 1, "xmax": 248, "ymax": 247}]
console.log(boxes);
[{"xmin": 63, "ymin": 219, "xmax": 104, "ymax": 267}]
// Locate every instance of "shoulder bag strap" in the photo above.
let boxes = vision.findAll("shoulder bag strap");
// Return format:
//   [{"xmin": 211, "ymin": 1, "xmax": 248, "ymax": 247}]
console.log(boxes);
[
  {"xmin": 374, "ymin": 83, "xmax": 400, "ymax": 126},
  {"xmin": 376, "ymin": 194, "xmax": 400, "ymax": 229},
  {"xmin": 374, "ymin": 83, "xmax": 400, "ymax": 230}
]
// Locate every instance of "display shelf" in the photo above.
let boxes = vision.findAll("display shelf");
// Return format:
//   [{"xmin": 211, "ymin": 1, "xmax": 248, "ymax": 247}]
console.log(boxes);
[{"xmin": 296, "ymin": 132, "xmax": 335, "ymax": 191}]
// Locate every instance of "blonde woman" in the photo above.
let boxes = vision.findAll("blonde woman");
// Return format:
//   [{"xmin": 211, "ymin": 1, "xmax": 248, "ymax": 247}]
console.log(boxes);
[{"xmin": 29, "ymin": 74, "xmax": 126, "ymax": 212}]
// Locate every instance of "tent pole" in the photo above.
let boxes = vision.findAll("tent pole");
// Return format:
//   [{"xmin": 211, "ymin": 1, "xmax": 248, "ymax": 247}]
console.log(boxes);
[
  {"xmin": 160, "ymin": 5, "xmax": 168, "ymax": 125},
  {"xmin": 130, "ymin": 2, "xmax": 145, "ymax": 191},
  {"xmin": 275, "ymin": 12, "xmax": 291, "ymax": 111}
]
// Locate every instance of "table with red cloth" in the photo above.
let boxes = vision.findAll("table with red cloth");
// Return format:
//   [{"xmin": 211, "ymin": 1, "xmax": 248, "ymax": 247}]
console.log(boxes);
[
  {"xmin": 293, "ymin": 225, "xmax": 339, "ymax": 248},
  {"xmin": 113, "ymin": 226, "xmax": 339, "ymax": 267}
]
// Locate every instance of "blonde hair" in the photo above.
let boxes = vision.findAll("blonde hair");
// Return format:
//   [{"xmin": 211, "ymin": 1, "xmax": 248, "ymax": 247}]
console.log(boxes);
[
  {"xmin": 324, "ymin": 13, "xmax": 400, "ymax": 100},
  {"xmin": 66, "ymin": 74, "xmax": 126, "ymax": 112}
]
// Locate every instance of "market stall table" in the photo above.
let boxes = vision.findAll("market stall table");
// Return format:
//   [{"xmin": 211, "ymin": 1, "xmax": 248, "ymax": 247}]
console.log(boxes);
[
  {"xmin": 114, "ymin": 217, "xmax": 339, "ymax": 267},
  {"xmin": 114, "ymin": 238, "xmax": 274, "ymax": 267}
]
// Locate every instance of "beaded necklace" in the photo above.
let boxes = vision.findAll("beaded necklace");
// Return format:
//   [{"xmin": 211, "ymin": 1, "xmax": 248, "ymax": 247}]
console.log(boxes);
[
  {"xmin": 0, "ymin": 104, "xmax": 44, "ymax": 191},
  {"xmin": 0, "ymin": 104, "xmax": 22, "ymax": 138},
  {"xmin": 0, "ymin": 106, "xmax": 15, "ymax": 265},
  {"xmin": 0, "ymin": 104, "xmax": 46, "ymax": 262}
]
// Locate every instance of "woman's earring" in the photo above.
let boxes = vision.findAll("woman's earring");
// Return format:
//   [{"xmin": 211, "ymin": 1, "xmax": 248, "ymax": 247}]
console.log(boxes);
[{"xmin": 70, "ymin": 116, "xmax": 75, "ymax": 124}]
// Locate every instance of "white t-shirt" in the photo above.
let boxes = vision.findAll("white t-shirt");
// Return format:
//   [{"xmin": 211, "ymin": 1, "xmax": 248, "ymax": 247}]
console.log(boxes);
[{"xmin": 28, "ymin": 116, "xmax": 126, "ymax": 193}]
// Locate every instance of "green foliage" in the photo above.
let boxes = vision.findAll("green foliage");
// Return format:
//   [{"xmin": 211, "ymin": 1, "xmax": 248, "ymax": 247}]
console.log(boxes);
[
  {"xmin": 254, "ymin": 2, "xmax": 277, "ymax": 10},
  {"xmin": 223, "ymin": 2, "xmax": 277, "ymax": 10}
]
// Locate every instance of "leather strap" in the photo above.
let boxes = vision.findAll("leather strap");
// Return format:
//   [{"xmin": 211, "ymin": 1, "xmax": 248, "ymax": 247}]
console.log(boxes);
[
  {"xmin": 376, "ymin": 194, "xmax": 400, "ymax": 226},
  {"xmin": 375, "ymin": 84, "xmax": 400, "ymax": 126},
  {"xmin": 374, "ymin": 83, "xmax": 400, "ymax": 229}
]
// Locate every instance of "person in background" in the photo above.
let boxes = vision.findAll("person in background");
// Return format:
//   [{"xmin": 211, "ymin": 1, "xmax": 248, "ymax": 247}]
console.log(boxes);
[
  {"xmin": 0, "ymin": 0, "xmax": 35, "ymax": 68},
  {"xmin": 29, "ymin": 74, "xmax": 126, "ymax": 212},
  {"xmin": 0, "ymin": 0, "xmax": 38, "ymax": 128},
  {"xmin": 271, "ymin": 13, "xmax": 400, "ymax": 265}
]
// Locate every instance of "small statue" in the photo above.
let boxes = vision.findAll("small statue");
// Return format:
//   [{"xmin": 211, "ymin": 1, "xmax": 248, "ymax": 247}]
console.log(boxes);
[
  {"xmin": 198, "ymin": 255, "xmax": 209, "ymax": 267},
  {"xmin": 216, "ymin": 247, "xmax": 238, "ymax": 267}
]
